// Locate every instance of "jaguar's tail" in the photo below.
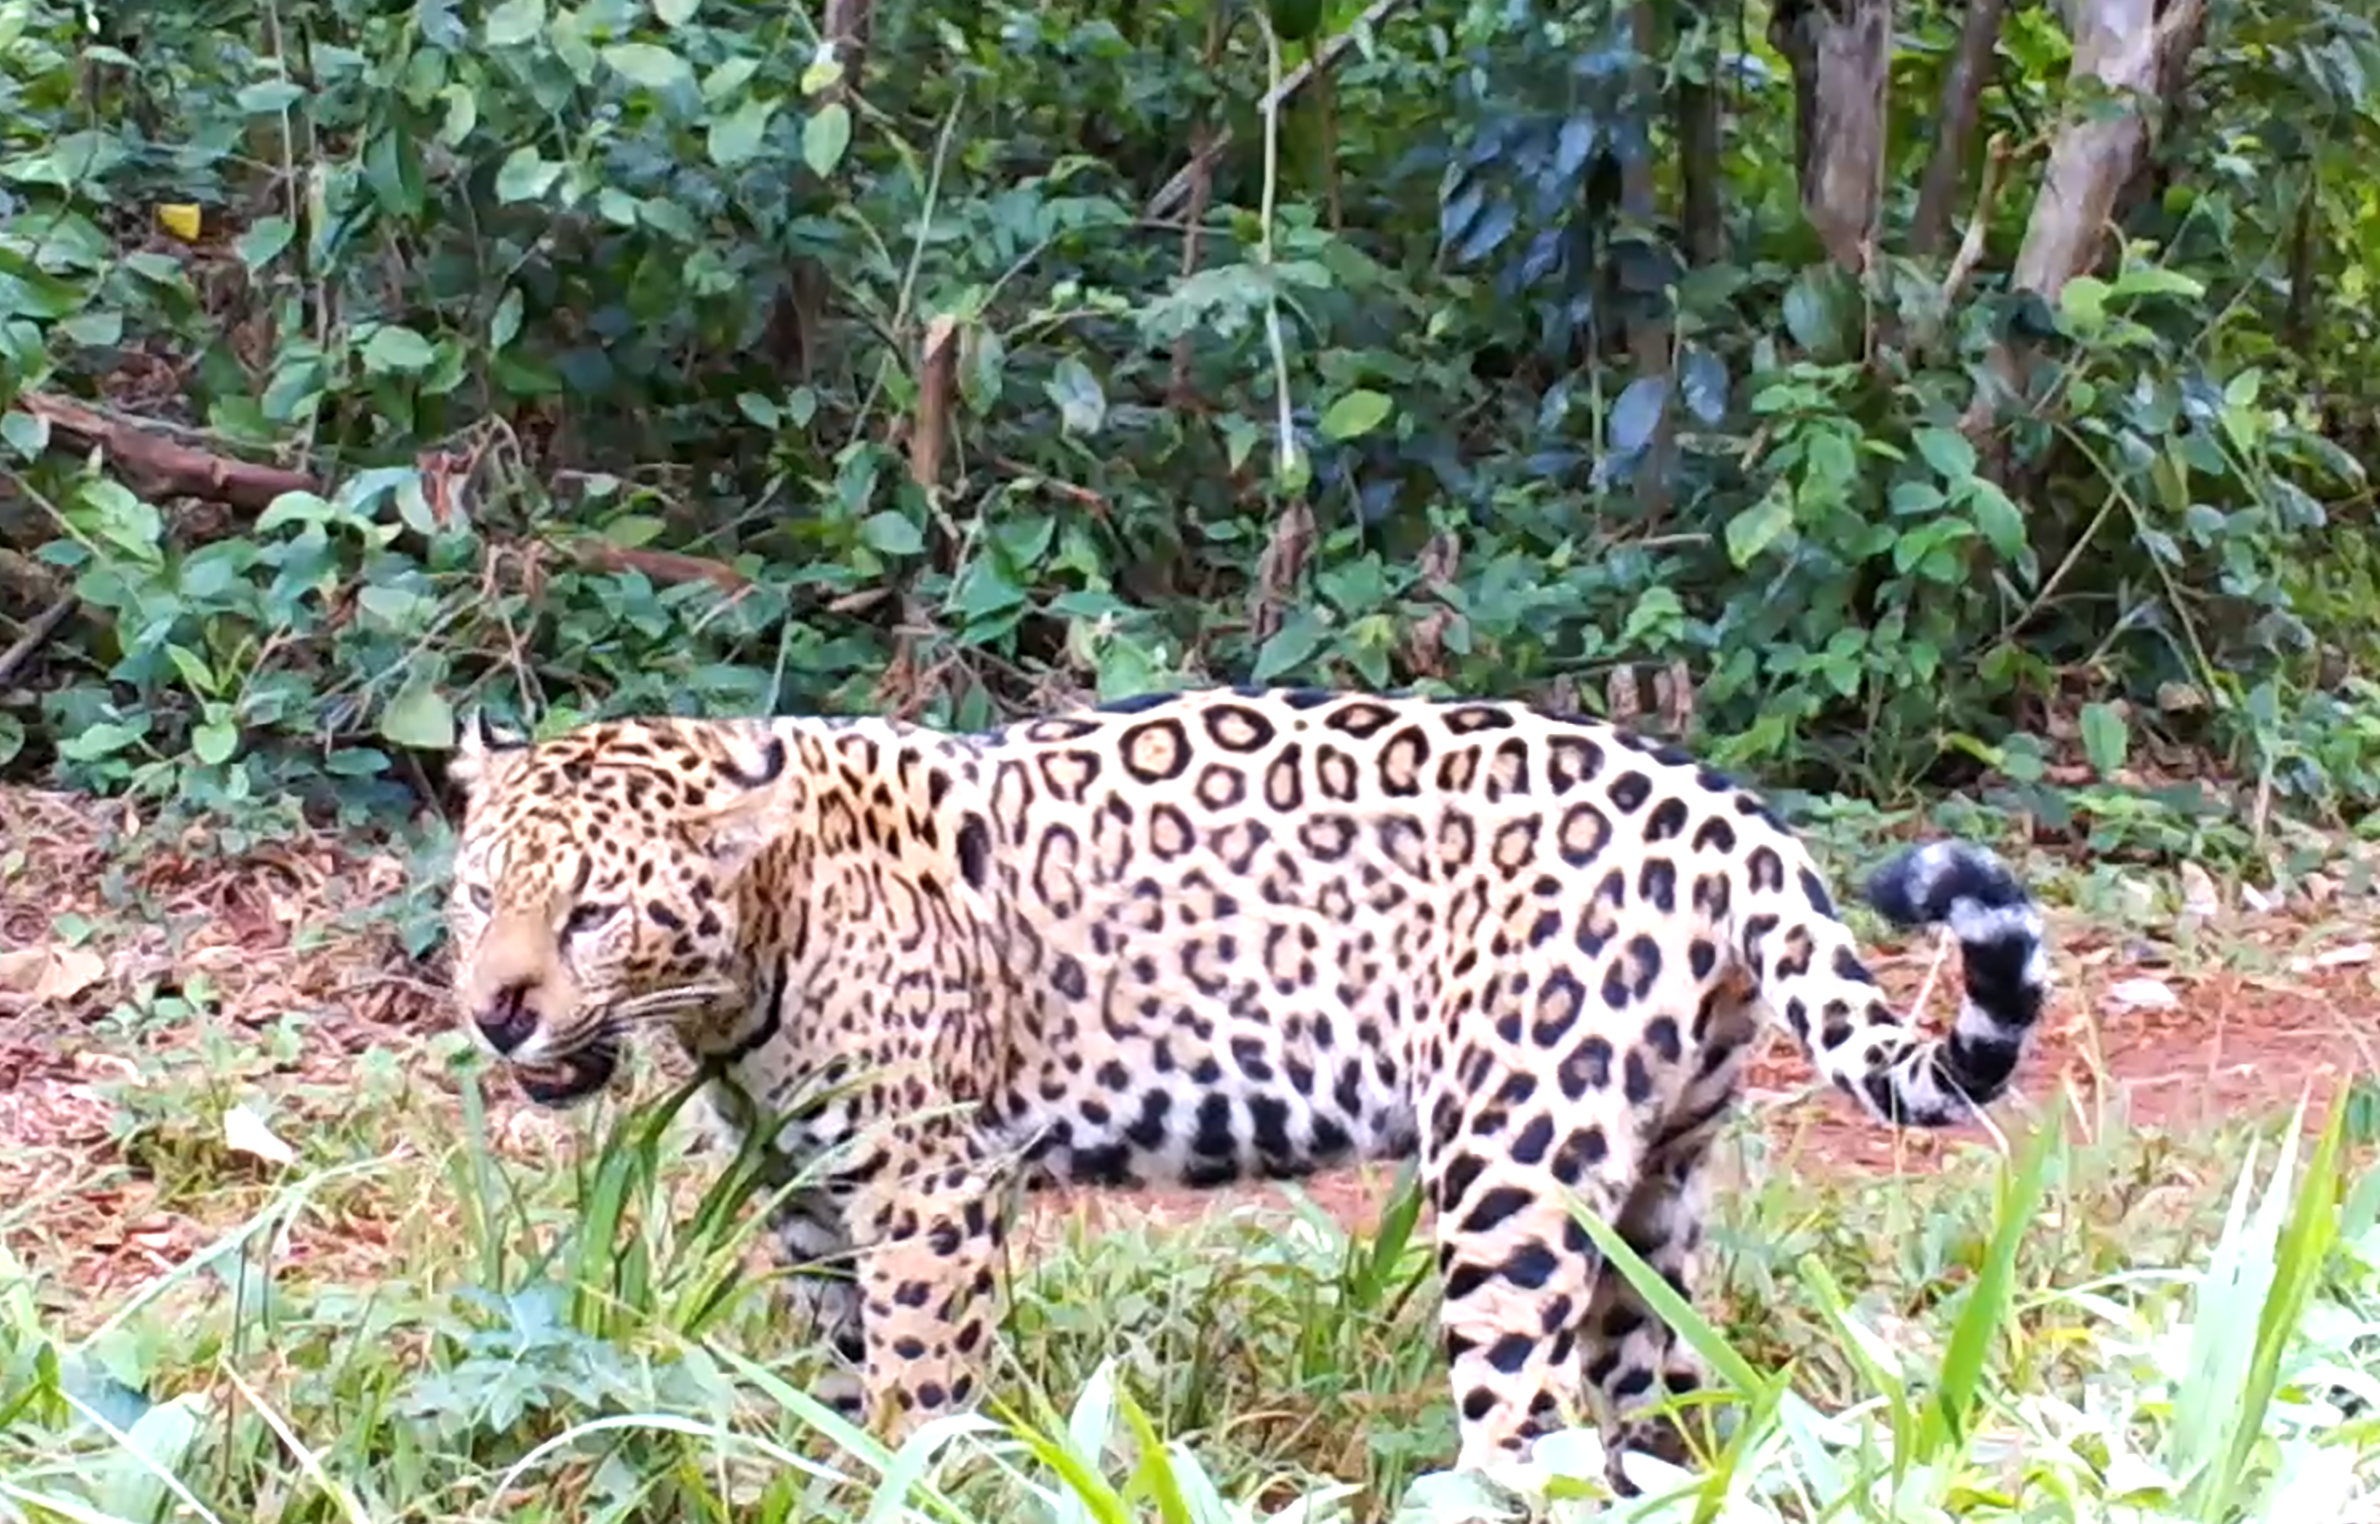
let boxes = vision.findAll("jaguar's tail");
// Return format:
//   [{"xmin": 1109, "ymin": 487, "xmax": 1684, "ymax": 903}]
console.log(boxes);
[{"xmin": 1746, "ymin": 839, "xmax": 2049, "ymax": 1127}]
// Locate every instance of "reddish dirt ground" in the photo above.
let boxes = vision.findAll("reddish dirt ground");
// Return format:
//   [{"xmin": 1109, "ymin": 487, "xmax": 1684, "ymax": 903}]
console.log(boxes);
[{"xmin": 3, "ymin": 780, "xmax": 2376, "ymax": 1288}]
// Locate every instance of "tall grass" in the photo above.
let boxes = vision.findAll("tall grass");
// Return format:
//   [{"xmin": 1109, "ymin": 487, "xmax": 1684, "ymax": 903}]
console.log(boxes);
[{"xmin": 2, "ymin": 1068, "xmax": 2375, "ymax": 1524}]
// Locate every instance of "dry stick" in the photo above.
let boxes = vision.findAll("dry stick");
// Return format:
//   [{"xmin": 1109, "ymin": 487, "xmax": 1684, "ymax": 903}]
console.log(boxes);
[
  {"xmin": 0, "ymin": 597, "xmax": 74, "ymax": 688},
  {"xmin": 22, "ymin": 393, "xmax": 316, "ymax": 514},
  {"xmin": 1169, "ymin": 4, "xmax": 1227, "ymax": 410},
  {"xmin": 1942, "ymin": 133, "xmax": 2013, "ymax": 307},
  {"xmin": 909, "ymin": 314, "xmax": 959, "ymax": 491},
  {"xmin": 1143, "ymin": 0, "xmax": 1423, "ymax": 221}
]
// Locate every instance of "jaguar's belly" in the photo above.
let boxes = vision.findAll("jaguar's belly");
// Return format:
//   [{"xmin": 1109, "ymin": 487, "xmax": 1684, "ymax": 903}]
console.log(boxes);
[{"xmin": 999, "ymin": 985, "xmax": 1426, "ymax": 1191}]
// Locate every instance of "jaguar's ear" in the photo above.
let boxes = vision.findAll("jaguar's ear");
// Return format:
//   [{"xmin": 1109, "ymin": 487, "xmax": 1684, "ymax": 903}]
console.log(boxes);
[{"xmin": 450, "ymin": 708, "xmax": 529, "ymax": 790}]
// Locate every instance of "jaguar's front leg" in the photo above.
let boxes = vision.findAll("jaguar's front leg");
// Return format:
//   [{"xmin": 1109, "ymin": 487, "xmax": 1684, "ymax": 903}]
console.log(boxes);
[{"xmin": 845, "ymin": 1121, "xmax": 1015, "ymax": 1442}]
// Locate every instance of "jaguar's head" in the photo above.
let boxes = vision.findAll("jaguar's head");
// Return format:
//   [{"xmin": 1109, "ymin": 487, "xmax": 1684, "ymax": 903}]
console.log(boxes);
[{"xmin": 444, "ymin": 712, "xmax": 794, "ymax": 1107}]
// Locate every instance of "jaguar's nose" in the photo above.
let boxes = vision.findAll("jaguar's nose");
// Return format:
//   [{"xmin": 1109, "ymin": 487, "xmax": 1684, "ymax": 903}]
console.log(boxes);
[{"xmin": 474, "ymin": 979, "xmax": 539, "ymax": 1055}]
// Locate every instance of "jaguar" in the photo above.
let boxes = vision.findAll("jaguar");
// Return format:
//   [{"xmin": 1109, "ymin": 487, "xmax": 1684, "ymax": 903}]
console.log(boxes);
[{"xmin": 443, "ymin": 685, "xmax": 2048, "ymax": 1487}]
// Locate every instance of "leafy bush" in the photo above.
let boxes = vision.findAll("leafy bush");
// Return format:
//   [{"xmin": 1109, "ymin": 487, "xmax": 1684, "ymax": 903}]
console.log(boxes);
[{"xmin": 0, "ymin": 0, "xmax": 2375, "ymax": 857}]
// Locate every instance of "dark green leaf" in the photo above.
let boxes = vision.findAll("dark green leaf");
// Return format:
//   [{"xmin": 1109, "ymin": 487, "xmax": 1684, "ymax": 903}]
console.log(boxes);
[
  {"xmin": 362, "ymin": 326, "xmax": 436, "ymax": 374},
  {"xmin": 708, "ymin": 98, "xmax": 776, "ymax": 168},
  {"xmin": 235, "ymin": 216, "xmax": 295, "ymax": 272},
  {"xmin": 1679, "ymin": 349, "xmax": 1727, "ymax": 425},
  {"xmin": 1782, "ymin": 266, "xmax": 1848, "ymax": 358},
  {"xmin": 1914, "ymin": 425, "xmax": 1978, "ymax": 482},
  {"xmin": 862, "ymin": 511, "xmax": 925, "ymax": 556},
  {"xmin": 1251, "ymin": 609, "xmax": 1331, "ymax": 683},
  {"xmin": 1609, "ymin": 375, "xmax": 1669, "ymax": 456},
  {"xmin": 2079, "ymin": 702, "xmax": 2128, "ymax": 776}
]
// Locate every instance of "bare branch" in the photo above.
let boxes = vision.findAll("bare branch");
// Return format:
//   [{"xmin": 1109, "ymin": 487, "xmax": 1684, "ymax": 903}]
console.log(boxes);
[{"xmin": 19, "ymin": 393, "xmax": 316, "ymax": 514}]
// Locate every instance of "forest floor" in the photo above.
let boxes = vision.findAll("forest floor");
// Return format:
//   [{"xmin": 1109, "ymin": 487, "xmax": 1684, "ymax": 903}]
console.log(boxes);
[{"xmin": 3, "ymin": 778, "xmax": 2376, "ymax": 1302}]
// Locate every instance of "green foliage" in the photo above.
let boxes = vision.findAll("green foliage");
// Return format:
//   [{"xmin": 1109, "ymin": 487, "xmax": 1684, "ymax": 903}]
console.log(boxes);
[{"xmin": 0, "ymin": 0, "xmax": 2377, "ymax": 855}]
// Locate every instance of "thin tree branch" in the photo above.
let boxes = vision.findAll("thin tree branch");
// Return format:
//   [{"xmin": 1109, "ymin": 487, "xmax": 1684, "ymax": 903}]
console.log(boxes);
[{"xmin": 1144, "ymin": 0, "xmax": 1422, "ymax": 221}]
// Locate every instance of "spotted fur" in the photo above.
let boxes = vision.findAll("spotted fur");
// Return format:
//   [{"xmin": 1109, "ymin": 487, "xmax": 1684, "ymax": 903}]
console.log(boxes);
[{"xmin": 443, "ymin": 687, "xmax": 2049, "ymax": 1486}]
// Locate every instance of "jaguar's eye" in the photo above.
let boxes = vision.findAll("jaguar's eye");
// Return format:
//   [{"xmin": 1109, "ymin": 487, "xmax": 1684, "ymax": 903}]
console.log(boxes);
[
  {"xmin": 562, "ymin": 902, "xmax": 614, "ymax": 937},
  {"xmin": 468, "ymin": 883, "xmax": 494, "ymax": 913}
]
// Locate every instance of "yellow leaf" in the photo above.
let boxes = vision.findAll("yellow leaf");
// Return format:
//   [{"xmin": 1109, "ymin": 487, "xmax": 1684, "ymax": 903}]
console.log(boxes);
[{"xmin": 156, "ymin": 203, "xmax": 205, "ymax": 241}]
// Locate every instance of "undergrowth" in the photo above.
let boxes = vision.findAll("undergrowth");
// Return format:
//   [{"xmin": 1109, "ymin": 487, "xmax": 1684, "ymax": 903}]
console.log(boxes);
[{"xmin": 1, "ymin": 1036, "xmax": 2374, "ymax": 1524}]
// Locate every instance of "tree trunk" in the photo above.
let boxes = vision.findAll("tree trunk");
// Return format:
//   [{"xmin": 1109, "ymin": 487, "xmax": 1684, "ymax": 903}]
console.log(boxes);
[
  {"xmin": 1623, "ymin": 0, "xmax": 1675, "ymax": 515},
  {"xmin": 1962, "ymin": 0, "xmax": 2208, "ymax": 455},
  {"xmin": 2009, "ymin": 0, "xmax": 2205, "ymax": 301},
  {"xmin": 1910, "ymin": 0, "xmax": 2008, "ymax": 257},
  {"xmin": 1769, "ymin": 0, "xmax": 1893, "ymax": 272},
  {"xmin": 1676, "ymin": 75, "xmax": 1725, "ymax": 266}
]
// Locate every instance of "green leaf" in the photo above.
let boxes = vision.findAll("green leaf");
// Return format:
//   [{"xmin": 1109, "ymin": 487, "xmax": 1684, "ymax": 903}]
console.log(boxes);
[
  {"xmin": 235, "ymin": 79, "xmax": 306, "ymax": 114},
  {"xmin": 1913, "ymin": 425, "xmax": 1977, "ymax": 481},
  {"xmin": 485, "ymin": 0, "xmax": 545, "ymax": 46},
  {"xmin": 1251, "ymin": 609, "xmax": 1331, "ymax": 683},
  {"xmin": 737, "ymin": 391, "xmax": 781, "ymax": 428},
  {"xmin": 59, "ymin": 309, "xmax": 120, "ymax": 347},
  {"xmin": 495, "ymin": 147, "xmax": 561, "ymax": 204},
  {"xmin": 1608, "ymin": 375, "xmax": 1669, "ymax": 456},
  {"xmin": 1319, "ymin": 388, "xmax": 1394, "ymax": 442},
  {"xmin": 381, "ymin": 679, "xmax": 456, "ymax": 751},
  {"xmin": 191, "ymin": 721, "xmax": 239, "ymax": 767},
  {"xmin": 362, "ymin": 325, "xmax": 437, "ymax": 374},
  {"xmin": 72, "ymin": 480, "xmax": 165, "ymax": 561},
  {"xmin": 1219, "ymin": 415, "xmax": 1260, "ymax": 472},
  {"xmin": 702, "ymin": 56, "xmax": 760, "ymax": 103},
  {"xmin": 599, "ymin": 515, "xmax": 667, "ymax": 549},
  {"xmin": 640, "ymin": 197, "xmax": 701, "ymax": 242},
  {"xmin": 2058, "ymin": 275, "xmax": 2109, "ymax": 330},
  {"xmin": 1724, "ymin": 485, "xmax": 1795, "ymax": 567},
  {"xmin": 438, "ymin": 84, "xmax": 478, "ymax": 145},
  {"xmin": 1962, "ymin": 479, "xmax": 2028, "ymax": 562},
  {"xmin": 861, "ymin": 510, "xmax": 925, "ymax": 556},
  {"xmin": 234, "ymin": 216, "xmax": 295, "ymax": 272},
  {"xmin": 603, "ymin": 42, "xmax": 694, "ymax": 93},
  {"xmin": 2079, "ymin": 701, "xmax": 2128, "ymax": 776},
  {"xmin": 57, "ymin": 721, "xmax": 143, "ymax": 762},
  {"xmin": 707, "ymin": 97, "xmax": 776, "ymax": 168},
  {"xmin": 1782, "ymin": 266, "xmax": 1848, "ymax": 359},
  {"xmin": 491, "ymin": 288, "xmax": 523, "ymax": 351},
  {"xmin": 1, "ymin": 408, "xmax": 48, "ymax": 460},
  {"xmin": 2107, "ymin": 265, "xmax": 2204, "ymax": 302},
  {"xmin": 1889, "ymin": 480, "xmax": 1946, "ymax": 516},
  {"xmin": 1679, "ymin": 347, "xmax": 1728, "ymax": 425},
  {"xmin": 653, "ymin": 0, "xmax": 700, "ymax": 24},
  {"xmin": 165, "ymin": 645, "xmax": 215, "ymax": 696},
  {"xmin": 1621, "ymin": 585, "xmax": 1684, "ymax": 648},
  {"xmin": 802, "ymin": 103, "xmax": 852, "ymax": 176}
]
